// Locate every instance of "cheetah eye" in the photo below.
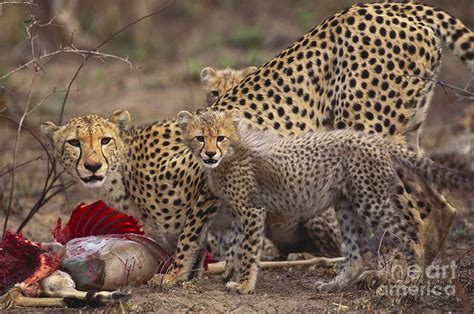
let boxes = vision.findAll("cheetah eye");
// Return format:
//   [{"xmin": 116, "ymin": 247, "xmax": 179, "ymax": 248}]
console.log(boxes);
[
  {"xmin": 66, "ymin": 139, "xmax": 80, "ymax": 147},
  {"xmin": 211, "ymin": 90, "xmax": 220, "ymax": 98},
  {"xmin": 216, "ymin": 136, "xmax": 225, "ymax": 142},
  {"xmin": 101, "ymin": 137, "xmax": 112, "ymax": 145},
  {"xmin": 195, "ymin": 136, "xmax": 205, "ymax": 142}
]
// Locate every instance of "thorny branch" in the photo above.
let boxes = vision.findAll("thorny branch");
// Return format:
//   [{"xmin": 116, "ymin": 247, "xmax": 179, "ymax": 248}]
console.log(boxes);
[
  {"xmin": 0, "ymin": 48, "xmax": 137, "ymax": 80},
  {"xmin": 58, "ymin": 0, "xmax": 174, "ymax": 125}
]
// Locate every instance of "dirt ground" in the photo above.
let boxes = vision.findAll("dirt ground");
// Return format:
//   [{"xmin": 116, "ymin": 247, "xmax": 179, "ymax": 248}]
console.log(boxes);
[{"xmin": 1, "ymin": 0, "xmax": 473, "ymax": 312}]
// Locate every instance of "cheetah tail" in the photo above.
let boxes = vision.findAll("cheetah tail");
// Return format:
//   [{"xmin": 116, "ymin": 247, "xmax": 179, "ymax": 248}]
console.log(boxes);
[
  {"xmin": 392, "ymin": 151, "xmax": 474, "ymax": 195},
  {"xmin": 398, "ymin": 3, "xmax": 473, "ymax": 71}
]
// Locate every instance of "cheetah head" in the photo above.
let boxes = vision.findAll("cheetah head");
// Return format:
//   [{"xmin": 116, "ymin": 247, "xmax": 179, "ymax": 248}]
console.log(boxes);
[
  {"xmin": 200, "ymin": 66, "xmax": 257, "ymax": 104},
  {"xmin": 177, "ymin": 109, "xmax": 241, "ymax": 169},
  {"xmin": 40, "ymin": 110, "xmax": 130, "ymax": 188}
]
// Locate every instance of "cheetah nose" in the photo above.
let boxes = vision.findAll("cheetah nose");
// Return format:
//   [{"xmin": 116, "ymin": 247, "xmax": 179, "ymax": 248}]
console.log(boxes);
[
  {"xmin": 205, "ymin": 151, "xmax": 216, "ymax": 158},
  {"xmin": 84, "ymin": 162, "xmax": 102, "ymax": 173}
]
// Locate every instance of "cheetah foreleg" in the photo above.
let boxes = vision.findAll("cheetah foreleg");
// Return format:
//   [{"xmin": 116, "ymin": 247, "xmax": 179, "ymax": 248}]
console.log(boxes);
[
  {"xmin": 156, "ymin": 195, "xmax": 218, "ymax": 284},
  {"xmin": 225, "ymin": 206, "xmax": 266, "ymax": 294}
]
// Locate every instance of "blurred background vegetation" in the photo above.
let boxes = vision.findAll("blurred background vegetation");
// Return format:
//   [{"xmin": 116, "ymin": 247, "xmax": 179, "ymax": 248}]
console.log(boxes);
[
  {"xmin": 0, "ymin": 0, "xmax": 472, "ymax": 119},
  {"xmin": 0, "ymin": 0, "xmax": 472, "ymax": 239}
]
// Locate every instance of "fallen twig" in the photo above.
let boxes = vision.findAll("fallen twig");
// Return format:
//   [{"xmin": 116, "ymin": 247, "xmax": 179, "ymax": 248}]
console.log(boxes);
[{"xmin": 205, "ymin": 256, "xmax": 345, "ymax": 275}]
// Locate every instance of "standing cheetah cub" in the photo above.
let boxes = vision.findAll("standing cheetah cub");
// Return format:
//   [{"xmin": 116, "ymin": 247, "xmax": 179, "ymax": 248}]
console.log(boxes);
[
  {"xmin": 177, "ymin": 109, "xmax": 473, "ymax": 294},
  {"xmin": 201, "ymin": 66, "xmax": 343, "ymax": 260}
]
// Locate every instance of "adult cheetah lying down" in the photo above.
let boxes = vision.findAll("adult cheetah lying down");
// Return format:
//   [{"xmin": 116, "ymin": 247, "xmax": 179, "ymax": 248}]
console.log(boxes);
[
  {"xmin": 42, "ymin": 2, "xmax": 473, "ymax": 284},
  {"xmin": 177, "ymin": 110, "xmax": 473, "ymax": 294}
]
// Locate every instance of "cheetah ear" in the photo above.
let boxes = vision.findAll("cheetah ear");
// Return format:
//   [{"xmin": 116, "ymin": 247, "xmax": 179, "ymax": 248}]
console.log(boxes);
[
  {"xmin": 41, "ymin": 121, "xmax": 60, "ymax": 147},
  {"xmin": 228, "ymin": 109, "xmax": 241, "ymax": 128},
  {"xmin": 241, "ymin": 66, "xmax": 257, "ymax": 77},
  {"xmin": 200, "ymin": 67, "xmax": 217, "ymax": 87},
  {"xmin": 109, "ymin": 109, "xmax": 131, "ymax": 131},
  {"xmin": 177, "ymin": 111, "xmax": 194, "ymax": 132}
]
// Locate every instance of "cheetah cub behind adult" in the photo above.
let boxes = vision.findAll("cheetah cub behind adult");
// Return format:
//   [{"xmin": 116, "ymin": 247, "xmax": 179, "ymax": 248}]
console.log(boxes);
[
  {"xmin": 177, "ymin": 110, "xmax": 473, "ymax": 294},
  {"xmin": 200, "ymin": 66, "xmax": 257, "ymax": 104}
]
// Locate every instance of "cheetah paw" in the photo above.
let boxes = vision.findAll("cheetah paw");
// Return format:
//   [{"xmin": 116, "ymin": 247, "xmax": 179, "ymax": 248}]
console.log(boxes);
[
  {"xmin": 148, "ymin": 273, "xmax": 181, "ymax": 287},
  {"xmin": 287, "ymin": 252, "xmax": 315, "ymax": 261},
  {"xmin": 222, "ymin": 269, "xmax": 234, "ymax": 282},
  {"xmin": 356, "ymin": 270, "xmax": 388, "ymax": 289},
  {"xmin": 314, "ymin": 280, "xmax": 342, "ymax": 293},
  {"xmin": 225, "ymin": 281, "xmax": 254, "ymax": 294}
]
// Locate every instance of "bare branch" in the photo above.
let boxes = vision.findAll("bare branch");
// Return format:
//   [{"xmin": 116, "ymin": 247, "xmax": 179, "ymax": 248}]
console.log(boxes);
[
  {"xmin": 0, "ymin": 86, "xmax": 15, "ymax": 112},
  {"xmin": 27, "ymin": 87, "xmax": 77, "ymax": 115},
  {"xmin": 456, "ymin": 96, "xmax": 474, "ymax": 101},
  {"xmin": 3, "ymin": 72, "xmax": 38, "ymax": 237},
  {"xmin": 58, "ymin": 0, "xmax": 174, "ymax": 124},
  {"xmin": 0, "ymin": 85, "xmax": 15, "ymax": 96},
  {"xmin": 0, "ymin": 155, "xmax": 44, "ymax": 178},
  {"xmin": 0, "ymin": 1, "xmax": 36, "ymax": 6},
  {"xmin": 0, "ymin": 48, "xmax": 137, "ymax": 80},
  {"xmin": 17, "ymin": 179, "xmax": 76, "ymax": 232},
  {"xmin": 405, "ymin": 74, "xmax": 474, "ymax": 101},
  {"xmin": 0, "ymin": 115, "xmax": 53, "ymax": 162},
  {"xmin": 0, "ymin": 115, "xmax": 74, "ymax": 233}
]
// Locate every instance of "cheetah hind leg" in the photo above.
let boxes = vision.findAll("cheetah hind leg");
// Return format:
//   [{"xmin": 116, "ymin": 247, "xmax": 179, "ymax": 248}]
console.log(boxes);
[
  {"xmin": 314, "ymin": 203, "xmax": 368, "ymax": 292},
  {"xmin": 355, "ymin": 248, "xmax": 424, "ymax": 290},
  {"xmin": 293, "ymin": 207, "xmax": 343, "ymax": 261},
  {"xmin": 288, "ymin": 207, "xmax": 343, "ymax": 262},
  {"xmin": 357, "ymin": 183, "xmax": 427, "ymax": 289},
  {"xmin": 354, "ymin": 251, "xmax": 402, "ymax": 290}
]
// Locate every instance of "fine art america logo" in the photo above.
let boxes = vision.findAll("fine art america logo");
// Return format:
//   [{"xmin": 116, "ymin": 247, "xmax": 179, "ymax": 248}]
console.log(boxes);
[{"xmin": 376, "ymin": 261, "xmax": 456, "ymax": 297}]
